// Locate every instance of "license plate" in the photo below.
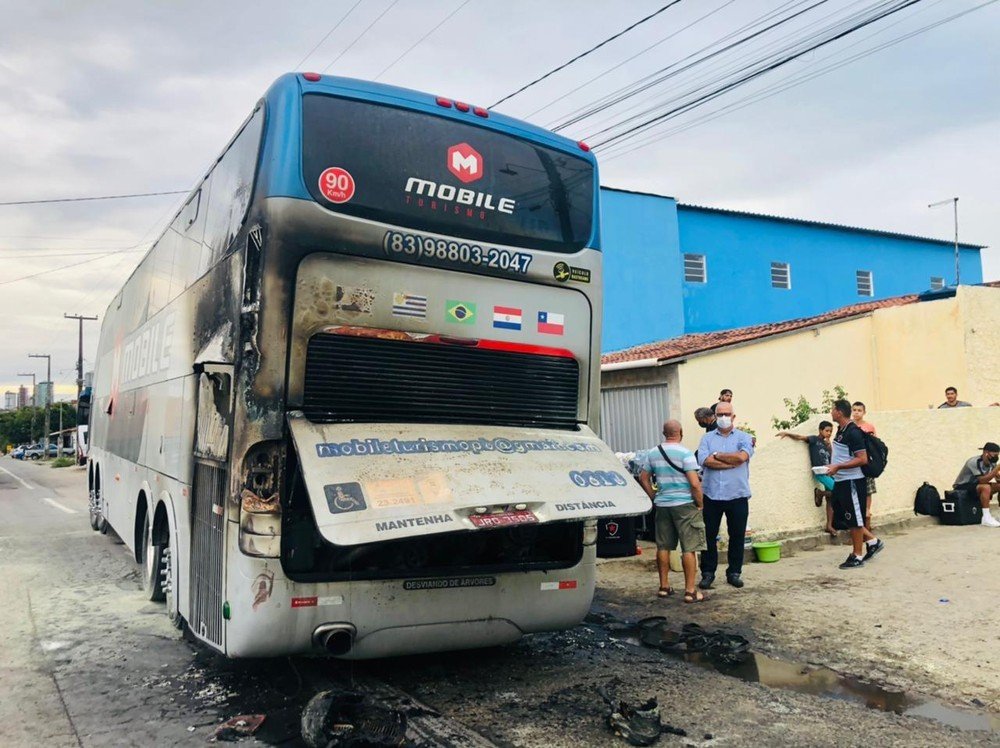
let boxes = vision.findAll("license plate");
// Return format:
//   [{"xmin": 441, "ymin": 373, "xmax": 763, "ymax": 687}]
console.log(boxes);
[{"xmin": 469, "ymin": 509, "xmax": 538, "ymax": 528}]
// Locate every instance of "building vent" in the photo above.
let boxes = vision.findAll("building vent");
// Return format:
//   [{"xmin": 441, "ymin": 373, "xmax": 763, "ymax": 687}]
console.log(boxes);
[
  {"xmin": 856, "ymin": 270, "xmax": 873, "ymax": 297},
  {"xmin": 930, "ymin": 276, "xmax": 945, "ymax": 291},
  {"xmin": 770, "ymin": 262, "xmax": 790, "ymax": 290},
  {"xmin": 684, "ymin": 254, "xmax": 706, "ymax": 283}
]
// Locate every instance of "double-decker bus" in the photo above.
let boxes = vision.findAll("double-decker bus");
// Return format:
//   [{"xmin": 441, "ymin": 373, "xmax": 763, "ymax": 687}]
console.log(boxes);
[{"xmin": 87, "ymin": 73, "xmax": 650, "ymax": 658}]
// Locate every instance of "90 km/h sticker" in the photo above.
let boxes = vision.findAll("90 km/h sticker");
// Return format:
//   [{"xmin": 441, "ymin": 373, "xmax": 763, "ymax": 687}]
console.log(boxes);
[{"xmin": 383, "ymin": 230, "xmax": 532, "ymax": 274}]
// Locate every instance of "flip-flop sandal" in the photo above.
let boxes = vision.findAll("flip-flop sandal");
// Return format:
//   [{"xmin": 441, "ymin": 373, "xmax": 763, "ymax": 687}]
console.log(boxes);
[
  {"xmin": 683, "ymin": 591, "xmax": 706, "ymax": 604},
  {"xmin": 657, "ymin": 587, "xmax": 674, "ymax": 598}
]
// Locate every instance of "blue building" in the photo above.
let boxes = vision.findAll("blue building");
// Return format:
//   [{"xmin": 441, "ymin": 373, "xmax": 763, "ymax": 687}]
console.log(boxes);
[{"xmin": 600, "ymin": 187, "xmax": 984, "ymax": 352}]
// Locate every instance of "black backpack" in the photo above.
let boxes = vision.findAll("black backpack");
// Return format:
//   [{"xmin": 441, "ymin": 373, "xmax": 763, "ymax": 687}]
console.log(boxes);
[
  {"xmin": 914, "ymin": 482, "xmax": 942, "ymax": 516},
  {"xmin": 861, "ymin": 431, "xmax": 888, "ymax": 478}
]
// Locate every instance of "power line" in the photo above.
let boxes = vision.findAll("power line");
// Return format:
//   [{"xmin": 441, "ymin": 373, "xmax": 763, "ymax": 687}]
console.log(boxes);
[
  {"xmin": 598, "ymin": 0, "xmax": 978, "ymax": 161},
  {"xmin": 489, "ymin": 0, "xmax": 686, "ymax": 110},
  {"xmin": 590, "ymin": 0, "xmax": 924, "ymax": 149},
  {"xmin": 0, "ymin": 249, "xmax": 137, "ymax": 287},
  {"xmin": 523, "ymin": 0, "xmax": 739, "ymax": 121},
  {"xmin": 292, "ymin": 0, "xmax": 365, "ymax": 70},
  {"xmin": 321, "ymin": 0, "xmax": 403, "ymax": 74},
  {"xmin": 0, "ymin": 248, "xmax": 144, "ymax": 259},
  {"xmin": 373, "ymin": 0, "xmax": 472, "ymax": 80},
  {"xmin": 551, "ymin": 0, "xmax": 831, "ymax": 132},
  {"xmin": 0, "ymin": 190, "xmax": 187, "ymax": 207}
]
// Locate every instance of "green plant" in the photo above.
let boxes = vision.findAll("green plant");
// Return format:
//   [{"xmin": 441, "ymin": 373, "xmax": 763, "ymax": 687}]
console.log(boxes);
[
  {"xmin": 50, "ymin": 456, "xmax": 76, "ymax": 468},
  {"xmin": 771, "ymin": 386, "xmax": 848, "ymax": 431}
]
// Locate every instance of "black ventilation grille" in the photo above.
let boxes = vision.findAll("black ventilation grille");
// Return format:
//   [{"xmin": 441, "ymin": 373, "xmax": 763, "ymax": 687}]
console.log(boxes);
[{"xmin": 302, "ymin": 333, "xmax": 580, "ymax": 429}]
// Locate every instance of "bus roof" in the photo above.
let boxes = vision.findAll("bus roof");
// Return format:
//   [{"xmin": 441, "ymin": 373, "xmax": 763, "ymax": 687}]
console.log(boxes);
[{"xmin": 263, "ymin": 73, "xmax": 596, "ymax": 163}]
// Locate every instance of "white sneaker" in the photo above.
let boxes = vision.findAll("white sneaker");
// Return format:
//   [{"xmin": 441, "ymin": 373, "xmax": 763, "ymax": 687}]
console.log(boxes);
[{"xmin": 981, "ymin": 513, "xmax": 1000, "ymax": 527}]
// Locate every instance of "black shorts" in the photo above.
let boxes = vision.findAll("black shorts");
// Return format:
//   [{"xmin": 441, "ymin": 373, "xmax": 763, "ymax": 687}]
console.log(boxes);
[{"xmin": 832, "ymin": 477, "xmax": 868, "ymax": 530}]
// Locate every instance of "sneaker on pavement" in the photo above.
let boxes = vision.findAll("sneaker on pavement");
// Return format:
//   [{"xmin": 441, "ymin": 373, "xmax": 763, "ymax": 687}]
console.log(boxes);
[
  {"xmin": 698, "ymin": 573, "xmax": 715, "ymax": 590},
  {"xmin": 981, "ymin": 514, "xmax": 1000, "ymax": 527},
  {"xmin": 863, "ymin": 538, "xmax": 884, "ymax": 561},
  {"xmin": 838, "ymin": 554, "xmax": 865, "ymax": 569}
]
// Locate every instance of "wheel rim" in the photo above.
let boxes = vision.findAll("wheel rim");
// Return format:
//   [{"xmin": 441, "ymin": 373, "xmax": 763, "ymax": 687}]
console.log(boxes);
[
  {"xmin": 144, "ymin": 522, "xmax": 155, "ymax": 583},
  {"xmin": 163, "ymin": 545, "xmax": 177, "ymax": 619}
]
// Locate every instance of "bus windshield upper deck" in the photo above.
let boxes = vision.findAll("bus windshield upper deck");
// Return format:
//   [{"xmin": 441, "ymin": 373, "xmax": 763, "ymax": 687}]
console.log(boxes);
[{"xmin": 300, "ymin": 94, "xmax": 595, "ymax": 253}]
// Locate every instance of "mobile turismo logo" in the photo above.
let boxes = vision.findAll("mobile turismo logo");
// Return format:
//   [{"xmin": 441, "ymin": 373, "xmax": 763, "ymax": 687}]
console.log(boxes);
[{"xmin": 447, "ymin": 143, "xmax": 483, "ymax": 183}]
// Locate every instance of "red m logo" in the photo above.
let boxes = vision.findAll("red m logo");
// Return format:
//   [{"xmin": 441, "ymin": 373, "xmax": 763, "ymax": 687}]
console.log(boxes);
[{"xmin": 447, "ymin": 143, "xmax": 483, "ymax": 183}]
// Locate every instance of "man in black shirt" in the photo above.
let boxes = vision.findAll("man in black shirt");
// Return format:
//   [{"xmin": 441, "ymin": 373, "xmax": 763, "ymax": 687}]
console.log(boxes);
[
  {"xmin": 709, "ymin": 389, "xmax": 733, "ymax": 414},
  {"xmin": 777, "ymin": 421, "xmax": 835, "ymax": 534},
  {"xmin": 827, "ymin": 399, "xmax": 883, "ymax": 569},
  {"xmin": 694, "ymin": 407, "xmax": 717, "ymax": 433}
]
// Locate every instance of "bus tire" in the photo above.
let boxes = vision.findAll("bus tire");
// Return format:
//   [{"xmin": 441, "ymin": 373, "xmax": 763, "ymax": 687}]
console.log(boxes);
[{"xmin": 142, "ymin": 514, "xmax": 166, "ymax": 603}]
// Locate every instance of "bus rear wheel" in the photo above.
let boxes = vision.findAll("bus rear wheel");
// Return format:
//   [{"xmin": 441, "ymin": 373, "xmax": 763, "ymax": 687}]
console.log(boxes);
[{"xmin": 142, "ymin": 515, "xmax": 166, "ymax": 603}]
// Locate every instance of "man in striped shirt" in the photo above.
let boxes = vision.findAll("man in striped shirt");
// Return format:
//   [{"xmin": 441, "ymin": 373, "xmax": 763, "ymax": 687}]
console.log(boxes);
[{"xmin": 639, "ymin": 420, "xmax": 707, "ymax": 603}]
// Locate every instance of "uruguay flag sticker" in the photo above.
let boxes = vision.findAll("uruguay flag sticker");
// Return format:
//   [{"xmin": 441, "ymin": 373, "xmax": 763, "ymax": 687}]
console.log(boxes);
[
  {"xmin": 537, "ymin": 311, "xmax": 565, "ymax": 335},
  {"xmin": 492, "ymin": 306, "xmax": 522, "ymax": 331}
]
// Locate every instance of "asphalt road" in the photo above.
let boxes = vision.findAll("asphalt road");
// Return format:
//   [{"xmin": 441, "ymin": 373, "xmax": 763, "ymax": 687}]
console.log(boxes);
[{"xmin": 0, "ymin": 458, "xmax": 995, "ymax": 747}]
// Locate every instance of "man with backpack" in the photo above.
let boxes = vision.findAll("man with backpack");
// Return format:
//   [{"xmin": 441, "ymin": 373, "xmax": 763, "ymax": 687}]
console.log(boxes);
[
  {"xmin": 827, "ymin": 399, "xmax": 884, "ymax": 569},
  {"xmin": 638, "ymin": 420, "xmax": 707, "ymax": 603}
]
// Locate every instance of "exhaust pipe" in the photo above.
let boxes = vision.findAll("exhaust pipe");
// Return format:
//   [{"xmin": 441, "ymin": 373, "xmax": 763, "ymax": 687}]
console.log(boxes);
[{"xmin": 313, "ymin": 623, "xmax": 356, "ymax": 656}]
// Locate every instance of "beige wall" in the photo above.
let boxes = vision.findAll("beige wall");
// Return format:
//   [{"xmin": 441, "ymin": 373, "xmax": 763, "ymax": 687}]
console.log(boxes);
[
  {"xmin": 956, "ymin": 286, "xmax": 1000, "ymax": 405},
  {"xmin": 748, "ymin": 407, "xmax": 1000, "ymax": 537},
  {"xmin": 676, "ymin": 315, "xmax": 878, "ymax": 442},
  {"xmin": 873, "ymin": 291, "xmax": 967, "ymax": 409}
]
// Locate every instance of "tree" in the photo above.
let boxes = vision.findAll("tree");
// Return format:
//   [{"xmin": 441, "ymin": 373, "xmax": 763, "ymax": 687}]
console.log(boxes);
[
  {"xmin": 771, "ymin": 386, "xmax": 848, "ymax": 431},
  {"xmin": 0, "ymin": 403, "xmax": 77, "ymax": 451}
]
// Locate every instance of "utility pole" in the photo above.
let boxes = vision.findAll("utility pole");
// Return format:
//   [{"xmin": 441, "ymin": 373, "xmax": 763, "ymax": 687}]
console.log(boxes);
[
  {"xmin": 928, "ymin": 197, "xmax": 960, "ymax": 286},
  {"xmin": 16, "ymin": 372, "xmax": 36, "ymax": 444},
  {"xmin": 29, "ymin": 353, "xmax": 51, "ymax": 459},
  {"xmin": 64, "ymin": 314, "xmax": 98, "ymax": 405}
]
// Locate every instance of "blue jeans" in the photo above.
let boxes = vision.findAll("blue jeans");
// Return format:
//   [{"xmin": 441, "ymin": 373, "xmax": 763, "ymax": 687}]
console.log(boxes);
[{"xmin": 700, "ymin": 496, "xmax": 750, "ymax": 576}]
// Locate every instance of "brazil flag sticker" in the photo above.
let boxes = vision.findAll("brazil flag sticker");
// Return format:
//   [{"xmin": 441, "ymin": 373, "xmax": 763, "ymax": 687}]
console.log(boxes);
[{"xmin": 445, "ymin": 300, "xmax": 477, "ymax": 325}]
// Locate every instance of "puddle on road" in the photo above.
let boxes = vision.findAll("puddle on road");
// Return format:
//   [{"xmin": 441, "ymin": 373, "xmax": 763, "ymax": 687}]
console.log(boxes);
[{"xmin": 605, "ymin": 620, "xmax": 998, "ymax": 734}]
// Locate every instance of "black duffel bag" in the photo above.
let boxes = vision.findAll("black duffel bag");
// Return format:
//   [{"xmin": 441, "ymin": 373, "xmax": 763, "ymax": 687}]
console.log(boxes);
[{"xmin": 940, "ymin": 488, "xmax": 982, "ymax": 526}]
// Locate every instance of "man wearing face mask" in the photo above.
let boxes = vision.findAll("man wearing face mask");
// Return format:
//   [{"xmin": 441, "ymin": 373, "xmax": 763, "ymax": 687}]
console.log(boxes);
[
  {"xmin": 696, "ymin": 402, "xmax": 754, "ymax": 589},
  {"xmin": 953, "ymin": 442, "xmax": 1000, "ymax": 527}
]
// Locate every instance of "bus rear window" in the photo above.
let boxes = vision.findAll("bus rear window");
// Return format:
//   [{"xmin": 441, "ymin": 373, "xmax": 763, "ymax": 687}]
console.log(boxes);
[{"xmin": 302, "ymin": 95, "xmax": 594, "ymax": 253}]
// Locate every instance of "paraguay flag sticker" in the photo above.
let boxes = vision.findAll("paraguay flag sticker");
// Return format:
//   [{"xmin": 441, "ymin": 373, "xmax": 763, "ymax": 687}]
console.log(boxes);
[
  {"xmin": 537, "ymin": 310, "xmax": 565, "ymax": 335},
  {"xmin": 492, "ymin": 306, "xmax": 522, "ymax": 331}
]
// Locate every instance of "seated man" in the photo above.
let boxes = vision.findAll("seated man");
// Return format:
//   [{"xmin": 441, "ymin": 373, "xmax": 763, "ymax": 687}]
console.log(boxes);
[
  {"xmin": 953, "ymin": 442, "xmax": 1000, "ymax": 527},
  {"xmin": 777, "ymin": 421, "xmax": 836, "ymax": 535}
]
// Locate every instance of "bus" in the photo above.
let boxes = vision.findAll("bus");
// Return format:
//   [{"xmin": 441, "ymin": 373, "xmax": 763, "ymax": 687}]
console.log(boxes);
[{"xmin": 87, "ymin": 73, "xmax": 650, "ymax": 659}]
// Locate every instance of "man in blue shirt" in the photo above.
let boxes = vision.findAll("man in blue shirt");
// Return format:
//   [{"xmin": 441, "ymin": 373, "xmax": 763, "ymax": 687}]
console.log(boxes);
[
  {"xmin": 696, "ymin": 401, "xmax": 754, "ymax": 590},
  {"xmin": 639, "ymin": 420, "xmax": 706, "ymax": 603}
]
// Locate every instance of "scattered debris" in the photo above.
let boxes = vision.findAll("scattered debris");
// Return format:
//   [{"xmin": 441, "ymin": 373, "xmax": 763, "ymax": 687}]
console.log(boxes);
[
  {"xmin": 301, "ymin": 688, "xmax": 409, "ymax": 747},
  {"xmin": 637, "ymin": 618, "xmax": 751, "ymax": 667},
  {"xmin": 598, "ymin": 683, "xmax": 664, "ymax": 746},
  {"xmin": 211, "ymin": 714, "xmax": 265, "ymax": 742}
]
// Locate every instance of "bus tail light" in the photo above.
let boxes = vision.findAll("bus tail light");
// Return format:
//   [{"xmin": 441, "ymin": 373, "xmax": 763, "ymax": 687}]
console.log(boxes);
[
  {"xmin": 454, "ymin": 101, "xmax": 470, "ymax": 112},
  {"xmin": 239, "ymin": 489, "xmax": 281, "ymax": 558},
  {"xmin": 436, "ymin": 97, "xmax": 453, "ymax": 108},
  {"xmin": 582, "ymin": 519, "xmax": 598, "ymax": 546},
  {"xmin": 473, "ymin": 106, "xmax": 488, "ymax": 118},
  {"xmin": 303, "ymin": 72, "xmax": 321, "ymax": 82},
  {"xmin": 577, "ymin": 141, "xmax": 591, "ymax": 152}
]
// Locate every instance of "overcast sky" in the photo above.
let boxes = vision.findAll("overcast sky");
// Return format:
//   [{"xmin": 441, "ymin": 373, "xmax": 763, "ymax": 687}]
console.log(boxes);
[{"xmin": 1, "ymin": 0, "xmax": 997, "ymax": 398}]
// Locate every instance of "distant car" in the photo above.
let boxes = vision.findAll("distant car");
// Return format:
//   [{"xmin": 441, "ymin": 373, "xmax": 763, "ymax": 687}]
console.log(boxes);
[
  {"xmin": 10, "ymin": 445, "xmax": 27, "ymax": 460},
  {"xmin": 23, "ymin": 444, "xmax": 69, "ymax": 460}
]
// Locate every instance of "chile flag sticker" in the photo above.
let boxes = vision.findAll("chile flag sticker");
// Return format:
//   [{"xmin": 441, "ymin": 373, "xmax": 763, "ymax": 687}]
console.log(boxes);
[{"xmin": 537, "ymin": 311, "xmax": 565, "ymax": 335}]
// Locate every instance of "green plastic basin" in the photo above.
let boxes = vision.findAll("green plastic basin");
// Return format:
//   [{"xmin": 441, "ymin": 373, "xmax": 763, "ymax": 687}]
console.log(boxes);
[{"xmin": 752, "ymin": 541, "xmax": 782, "ymax": 563}]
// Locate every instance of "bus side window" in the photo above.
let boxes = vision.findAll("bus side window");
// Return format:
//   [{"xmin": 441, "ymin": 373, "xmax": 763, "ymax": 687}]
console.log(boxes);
[{"xmin": 203, "ymin": 107, "xmax": 264, "ymax": 269}]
